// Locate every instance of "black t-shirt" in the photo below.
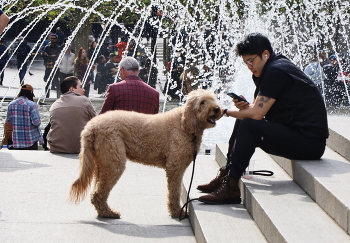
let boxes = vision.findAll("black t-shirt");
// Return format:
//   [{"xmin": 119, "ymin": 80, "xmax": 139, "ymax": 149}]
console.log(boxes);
[
  {"xmin": 105, "ymin": 62, "xmax": 116, "ymax": 78},
  {"xmin": 259, "ymin": 67, "xmax": 294, "ymax": 99},
  {"xmin": 256, "ymin": 54, "xmax": 328, "ymax": 139}
]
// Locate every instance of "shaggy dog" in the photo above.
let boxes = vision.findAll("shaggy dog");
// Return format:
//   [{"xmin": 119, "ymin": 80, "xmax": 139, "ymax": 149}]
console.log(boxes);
[{"xmin": 69, "ymin": 89, "xmax": 222, "ymax": 218}]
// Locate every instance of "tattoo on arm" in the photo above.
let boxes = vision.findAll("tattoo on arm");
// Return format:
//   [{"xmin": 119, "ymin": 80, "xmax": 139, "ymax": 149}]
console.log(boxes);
[{"xmin": 258, "ymin": 97, "xmax": 271, "ymax": 108}]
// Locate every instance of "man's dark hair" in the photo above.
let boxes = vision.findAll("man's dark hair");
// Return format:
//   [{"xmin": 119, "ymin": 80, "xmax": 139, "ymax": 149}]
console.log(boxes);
[
  {"xmin": 97, "ymin": 55, "xmax": 105, "ymax": 63},
  {"xmin": 236, "ymin": 33, "xmax": 273, "ymax": 57},
  {"xmin": 50, "ymin": 33, "xmax": 58, "ymax": 39},
  {"xmin": 60, "ymin": 76, "xmax": 79, "ymax": 94},
  {"xmin": 109, "ymin": 53, "xmax": 117, "ymax": 58}
]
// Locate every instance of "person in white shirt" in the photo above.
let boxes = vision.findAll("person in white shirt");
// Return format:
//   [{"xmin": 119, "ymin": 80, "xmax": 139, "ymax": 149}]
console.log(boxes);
[
  {"xmin": 58, "ymin": 48, "xmax": 75, "ymax": 97},
  {"xmin": 304, "ymin": 53, "xmax": 326, "ymax": 93}
]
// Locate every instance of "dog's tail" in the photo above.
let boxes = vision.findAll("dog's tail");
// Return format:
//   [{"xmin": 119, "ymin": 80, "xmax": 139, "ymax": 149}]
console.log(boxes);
[{"xmin": 69, "ymin": 124, "xmax": 96, "ymax": 204}]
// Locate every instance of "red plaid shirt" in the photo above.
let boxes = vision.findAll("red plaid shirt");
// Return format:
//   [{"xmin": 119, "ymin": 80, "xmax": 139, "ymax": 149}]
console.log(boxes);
[{"xmin": 99, "ymin": 75, "xmax": 159, "ymax": 115}]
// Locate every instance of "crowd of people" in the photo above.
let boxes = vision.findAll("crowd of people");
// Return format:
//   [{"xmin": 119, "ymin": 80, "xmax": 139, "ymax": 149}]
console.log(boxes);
[
  {"xmin": 304, "ymin": 52, "xmax": 350, "ymax": 107},
  {"xmin": 0, "ymin": 28, "xmax": 159, "ymax": 100},
  {"xmin": 2, "ymin": 56, "xmax": 159, "ymax": 152}
]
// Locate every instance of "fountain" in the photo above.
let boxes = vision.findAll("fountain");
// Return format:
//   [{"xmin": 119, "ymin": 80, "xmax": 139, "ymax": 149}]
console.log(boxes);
[{"xmin": 0, "ymin": 0, "xmax": 350, "ymax": 152}]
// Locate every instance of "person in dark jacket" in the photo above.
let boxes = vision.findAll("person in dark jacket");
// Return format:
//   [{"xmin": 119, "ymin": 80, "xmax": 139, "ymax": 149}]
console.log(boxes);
[
  {"xmin": 42, "ymin": 33, "xmax": 61, "ymax": 98},
  {"xmin": 95, "ymin": 55, "xmax": 107, "ymax": 94},
  {"xmin": 138, "ymin": 59, "xmax": 158, "ymax": 88},
  {"xmin": 16, "ymin": 38, "xmax": 31, "ymax": 85},
  {"xmin": 323, "ymin": 54, "xmax": 346, "ymax": 107},
  {"xmin": 0, "ymin": 38, "xmax": 9, "ymax": 85},
  {"xmin": 197, "ymin": 33, "xmax": 328, "ymax": 205}
]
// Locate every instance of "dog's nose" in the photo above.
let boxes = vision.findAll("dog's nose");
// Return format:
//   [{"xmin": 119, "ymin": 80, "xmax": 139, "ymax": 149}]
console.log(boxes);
[{"xmin": 213, "ymin": 107, "xmax": 220, "ymax": 113}]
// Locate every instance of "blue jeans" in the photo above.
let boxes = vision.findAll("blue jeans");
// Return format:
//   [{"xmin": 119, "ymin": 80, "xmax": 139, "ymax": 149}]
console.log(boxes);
[
  {"xmin": 17, "ymin": 60, "xmax": 28, "ymax": 85},
  {"xmin": 0, "ymin": 61, "xmax": 6, "ymax": 84}
]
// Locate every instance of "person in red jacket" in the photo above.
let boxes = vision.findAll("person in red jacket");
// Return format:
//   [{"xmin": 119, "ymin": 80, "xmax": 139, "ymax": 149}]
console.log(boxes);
[{"xmin": 115, "ymin": 36, "xmax": 129, "ymax": 62}]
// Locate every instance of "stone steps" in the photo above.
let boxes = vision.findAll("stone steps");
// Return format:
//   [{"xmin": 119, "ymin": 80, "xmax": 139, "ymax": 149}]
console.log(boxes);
[
  {"xmin": 182, "ymin": 116, "xmax": 350, "ymax": 242},
  {"xmin": 182, "ymin": 155, "xmax": 268, "ymax": 243}
]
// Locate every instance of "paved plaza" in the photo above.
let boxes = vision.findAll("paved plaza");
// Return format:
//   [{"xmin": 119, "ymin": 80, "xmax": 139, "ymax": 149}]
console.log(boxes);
[
  {"xmin": 0, "ymin": 150, "xmax": 196, "ymax": 243},
  {"xmin": 0, "ymin": 50, "xmax": 196, "ymax": 243}
]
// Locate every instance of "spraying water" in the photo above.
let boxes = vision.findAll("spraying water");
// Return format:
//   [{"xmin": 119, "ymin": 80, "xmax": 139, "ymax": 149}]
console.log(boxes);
[{"xmin": 0, "ymin": 0, "xmax": 349, "ymax": 109}]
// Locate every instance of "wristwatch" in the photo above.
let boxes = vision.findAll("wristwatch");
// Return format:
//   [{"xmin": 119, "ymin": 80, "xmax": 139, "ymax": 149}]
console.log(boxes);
[{"xmin": 223, "ymin": 109, "xmax": 229, "ymax": 117}]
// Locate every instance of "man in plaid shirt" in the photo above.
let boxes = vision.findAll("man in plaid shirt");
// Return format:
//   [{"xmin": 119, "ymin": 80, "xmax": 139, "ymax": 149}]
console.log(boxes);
[
  {"xmin": 99, "ymin": 57, "xmax": 159, "ymax": 115},
  {"xmin": 6, "ymin": 84, "xmax": 43, "ymax": 150}
]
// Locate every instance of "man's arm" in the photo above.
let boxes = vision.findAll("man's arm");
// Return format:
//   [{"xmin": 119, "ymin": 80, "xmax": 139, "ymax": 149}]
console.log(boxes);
[
  {"xmin": 225, "ymin": 95, "xmax": 275, "ymax": 120},
  {"xmin": 109, "ymin": 67, "xmax": 118, "ymax": 75},
  {"xmin": 0, "ymin": 11, "xmax": 10, "ymax": 34}
]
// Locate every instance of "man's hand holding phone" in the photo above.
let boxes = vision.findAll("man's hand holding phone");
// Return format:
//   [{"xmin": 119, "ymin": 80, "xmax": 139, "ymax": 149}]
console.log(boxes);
[{"xmin": 227, "ymin": 92, "xmax": 250, "ymax": 110}]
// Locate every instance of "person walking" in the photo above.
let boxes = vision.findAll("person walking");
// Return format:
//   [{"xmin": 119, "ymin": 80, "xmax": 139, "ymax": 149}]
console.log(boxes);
[
  {"xmin": 74, "ymin": 47, "xmax": 95, "ymax": 97},
  {"xmin": 0, "ymin": 38, "xmax": 9, "ymax": 86},
  {"xmin": 115, "ymin": 36, "xmax": 128, "ymax": 63},
  {"xmin": 42, "ymin": 33, "xmax": 61, "ymax": 98},
  {"xmin": 95, "ymin": 55, "xmax": 107, "ymax": 94},
  {"xmin": 58, "ymin": 47, "xmax": 75, "ymax": 97},
  {"xmin": 16, "ymin": 38, "xmax": 31, "ymax": 85}
]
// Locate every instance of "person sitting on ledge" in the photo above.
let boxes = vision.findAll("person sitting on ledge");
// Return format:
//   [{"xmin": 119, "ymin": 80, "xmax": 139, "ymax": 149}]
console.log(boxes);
[
  {"xmin": 197, "ymin": 33, "xmax": 329, "ymax": 205},
  {"xmin": 99, "ymin": 56, "xmax": 159, "ymax": 115},
  {"xmin": 46, "ymin": 76, "xmax": 96, "ymax": 153},
  {"xmin": 6, "ymin": 84, "xmax": 43, "ymax": 150}
]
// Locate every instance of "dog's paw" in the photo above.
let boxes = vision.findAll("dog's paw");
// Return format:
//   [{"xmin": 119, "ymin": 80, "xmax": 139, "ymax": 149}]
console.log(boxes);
[
  {"xmin": 98, "ymin": 210, "xmax": 120, "ymax": 219},
  {"xmin": 170, "ymin": 208, "xmax": 185, "ymax": 219},
  {"xmin": 98, "ymin": 210, "xmax": 121, "ymax": 219}
]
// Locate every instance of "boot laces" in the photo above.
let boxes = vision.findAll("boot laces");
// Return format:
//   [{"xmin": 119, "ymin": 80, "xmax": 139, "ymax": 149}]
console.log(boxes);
[
  {"xmin": 207, "ymin": 168, "xmax": 227, "ymax": 186},
  {"xmin": 214, "ymin": 177, "xmax": 228, "ymax": 194}
]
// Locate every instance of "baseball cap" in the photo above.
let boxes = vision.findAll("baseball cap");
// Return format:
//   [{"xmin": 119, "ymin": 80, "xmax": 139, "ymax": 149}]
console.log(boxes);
[
  {"xmin": 329, "ymin": 55, "xmax": 337, "ymax": 60},
  {"xmin": 21, "ymin": 84, "xmax": 35, "ymax": 96}
]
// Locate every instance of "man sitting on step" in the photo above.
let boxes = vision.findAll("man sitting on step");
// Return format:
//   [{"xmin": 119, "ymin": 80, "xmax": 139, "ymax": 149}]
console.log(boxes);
[
  {"xmin": 197, "ymin": 33, "xmax": 329, "ymax": 204},
  {"xmin": 46, "ymin": 76, "xmax": 96, "ymax": 153}
]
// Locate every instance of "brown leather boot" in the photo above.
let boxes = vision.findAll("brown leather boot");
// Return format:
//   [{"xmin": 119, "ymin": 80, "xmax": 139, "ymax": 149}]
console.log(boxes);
[
  {"xmin": 198, "ymin": 177, "xmax": 241, "ymax": 204},
  {"xmin": 197, "ymin": 166, "xmax": 229, "ymax": 193}
]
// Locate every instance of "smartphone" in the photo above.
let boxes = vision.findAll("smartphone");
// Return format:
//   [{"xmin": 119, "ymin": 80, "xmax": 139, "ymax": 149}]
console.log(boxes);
[{"xmin": 227, "ymin": 92, "xmax": 249, "ymax": 103}]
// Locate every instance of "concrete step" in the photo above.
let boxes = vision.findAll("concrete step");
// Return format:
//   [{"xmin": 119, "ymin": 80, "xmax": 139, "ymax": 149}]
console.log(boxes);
[
  {"xmin": 182, "ymin": 155, "xmax": 268, "ymax": 243},
  {"xmin": 327, "ymin": 116, "xmax": 350, "ymax": 161},
  {"xmin": 214, "ymin": 144, "xmax": 350, "ymax": 242},
  {"xmin": 268, "ymin": 117, "xmax": 350, "ymax": 235},
  {"xmin": 270, "ymin": 147, "xmax": 350, "ymax": 235}
]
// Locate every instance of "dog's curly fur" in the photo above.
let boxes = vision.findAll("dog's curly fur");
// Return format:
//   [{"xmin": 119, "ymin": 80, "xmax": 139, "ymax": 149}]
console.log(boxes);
[{"xmin": 69, "ymin": 89, "xmax": 222, "ymax": 218}]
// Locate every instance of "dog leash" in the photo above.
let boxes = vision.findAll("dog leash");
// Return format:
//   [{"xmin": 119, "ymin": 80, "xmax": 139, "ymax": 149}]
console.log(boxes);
[
  {"xmin": 249, "ymin": 170, "xmax": 273, "ymax": 176},
  {"xmin": 179, "ymin": 134, "xmax": 198, "ymax": 220},
  {"xmin": 179, "ymin": 147, "xmax": 198, "ymax": 220},
  {"xmin": 179, "ymin": 153, "xmax": 274, "ymax": 220}
]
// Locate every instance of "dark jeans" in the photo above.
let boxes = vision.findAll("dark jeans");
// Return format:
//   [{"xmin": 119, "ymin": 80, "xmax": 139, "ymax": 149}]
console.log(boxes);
[
  {"xmin": 44, "ymin": 68, "xmax": 59, "ymax": 98},
  {"xmin": 84, "ymin": 81, "xmax": 90, "ymax": 97},
  {"xmin": 17, "ymin": 60, "xmax": 28, "ymax": 85},
  {"xmin": 0, "ymin": 61, "xmax": 5, "ymax": 84},
  {"xmin": 13, "ymin": 141, "xmax": 38, "ymax": 150},
  {"xmin": 226, "ymin": 119, "xmax": 326, "ymax": 179}
]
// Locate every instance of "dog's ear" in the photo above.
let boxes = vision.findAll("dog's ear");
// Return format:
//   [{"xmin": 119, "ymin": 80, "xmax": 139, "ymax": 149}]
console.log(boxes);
[{"xmin": 181, "ymin": 91, "xmax": 199, "ymax": 134}]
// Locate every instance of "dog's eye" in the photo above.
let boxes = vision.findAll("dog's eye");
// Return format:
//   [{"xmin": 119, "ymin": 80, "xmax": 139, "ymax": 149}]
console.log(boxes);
[{"xmin": 200, "ymin": 101, "xmax": 205, "ymax": 105}]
